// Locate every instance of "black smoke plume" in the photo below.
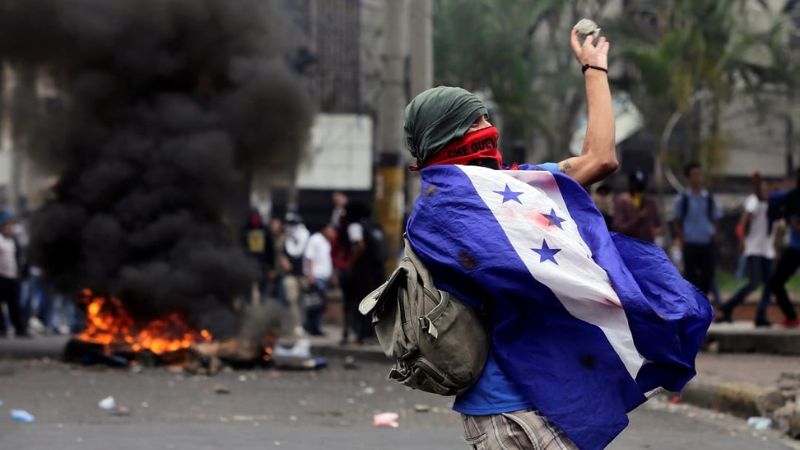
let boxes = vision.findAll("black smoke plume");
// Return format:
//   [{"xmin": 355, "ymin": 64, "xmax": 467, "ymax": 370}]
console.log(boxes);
[{"xmin": 0, "ymin": 0, "xmax": 312, "ymax": 335}]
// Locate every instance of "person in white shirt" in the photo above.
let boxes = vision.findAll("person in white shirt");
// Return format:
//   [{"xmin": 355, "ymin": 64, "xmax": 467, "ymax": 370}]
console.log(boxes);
[
  {"xmin": 302, "ymin": 224, "xmax": 335, "ymax": 336},
  {"xmin": 281, "ymin": 212, "xmax": 310, "ymax": 337},
  {"xmin": 718, "ymin": 173, "xmax": 776, "ymax": 326},
  {"xmin": 0, "ymin": 210, "xmax": 27, "ymax": 337}
]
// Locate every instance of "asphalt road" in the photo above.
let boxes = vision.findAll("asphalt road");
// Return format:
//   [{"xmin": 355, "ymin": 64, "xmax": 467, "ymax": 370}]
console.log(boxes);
[{"xmin": 0, "ymin": 355, "xmax": 797, "ymax": 450}]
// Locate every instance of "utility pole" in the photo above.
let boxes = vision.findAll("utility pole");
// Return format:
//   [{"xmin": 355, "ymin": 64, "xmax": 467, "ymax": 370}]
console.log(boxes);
[
  {"xmin": 408, "ymin": 0, "xmax": 433, "ymax": 99},
  {"xmin": 375, "ymin": 0, "xmax": 409, "ymax": 270},
  {"xmin": 405, "ymin": 0, "xmax": 433, "ymax": 211}
]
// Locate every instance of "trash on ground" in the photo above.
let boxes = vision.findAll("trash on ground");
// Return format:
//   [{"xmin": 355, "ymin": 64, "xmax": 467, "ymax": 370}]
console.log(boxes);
[
  {"xmin": 98, "ymin": 396, "xmax": 117, "ymax": 410},
  {"xmin": 414, "ymin": 404, "xmax": 431, "ymax": 413},
  {"xmin": 747, "ymin": 416, "xmax": 772, "ymax": 431},
  {"xmin": 272, "ymin": 339, "xmax": 311, "ymax": 359},
  {"xmin": 343, "ymin": 355, "xmax": 357, "ymax": 370},
  {"xmin": 213, "ymin": 384, "xmax": 231, "ymax": 395},
  {"xmin": 10, "ymin": 409, "xmax": 35, "ymax": 423},
  {"xmin": 363, "ymin": 387, "xmax": 375, "ymax": 395},
  {"xmin": 373, "ymin": 412, "xmax": 399, "ymax": 428}
]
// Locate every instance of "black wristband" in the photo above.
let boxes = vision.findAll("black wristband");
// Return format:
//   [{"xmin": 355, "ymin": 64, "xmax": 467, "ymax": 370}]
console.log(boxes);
[{"xmin": 582, "ymin": 64, "xmax": 608, "ymax": 74}]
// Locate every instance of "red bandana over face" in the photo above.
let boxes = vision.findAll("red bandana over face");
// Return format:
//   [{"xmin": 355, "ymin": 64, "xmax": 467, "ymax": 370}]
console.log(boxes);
[{"xmin": 415, "ymin": 126, "xmax": 502, "ymax": 170}]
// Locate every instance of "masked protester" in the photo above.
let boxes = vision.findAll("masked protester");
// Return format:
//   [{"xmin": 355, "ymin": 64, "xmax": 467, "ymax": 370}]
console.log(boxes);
[{"xmin": 394, "ymin": 31, "xmax": 711, "ymax": 450}]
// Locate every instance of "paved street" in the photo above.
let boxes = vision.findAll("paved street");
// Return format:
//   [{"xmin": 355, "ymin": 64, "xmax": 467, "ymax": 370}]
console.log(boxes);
[{"xmin": 0, "ymin": 354, "xmax": 797, "ymax": 450}]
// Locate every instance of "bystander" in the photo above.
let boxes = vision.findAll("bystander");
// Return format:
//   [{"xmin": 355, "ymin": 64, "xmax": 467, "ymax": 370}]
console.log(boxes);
[
  {"xmin": 614, "ymin": 170, "xmax": 663, "ymax": 243},
  {"xmin": 302, "ymin": 224, "xmax": 335, "ymax": 336},
  {"xmin": 282, "ymin": 213, "xmax": 310, "ymax": 336},
  {"xmin": 0, "ymin": 210, "xmax": 27, "ymax": 338},
  {"xmin": 337, "ymin": 202, "xmax": 383, "ymax": 345},
  {"xmin": 243, "ymin": 208, "xmax": 273, "ymax": 302},
  {"xmin": 591, "ymin": 183, "xmax": 614, "ymax": 229},
  {"xmin": 718, "ymin": 173, "xmax": 776, "ymax": 326},
  {"xmin": 767, "ymin": 169, "xmax": 800, "ymax": 328},
  {"xmin": 671, "ymin": 163, "xmax": 722, "ymax": 297}
]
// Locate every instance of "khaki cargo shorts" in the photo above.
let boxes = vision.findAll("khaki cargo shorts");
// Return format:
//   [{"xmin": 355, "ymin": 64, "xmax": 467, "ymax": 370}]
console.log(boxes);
[{"xmin": 461, "ymin": 409, "xmax": 578, "ymax": 450}]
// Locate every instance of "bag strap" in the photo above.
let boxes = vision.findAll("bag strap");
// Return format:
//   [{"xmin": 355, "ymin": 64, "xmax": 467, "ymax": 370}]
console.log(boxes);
[
  {"xmin": 403, "ymin": 237, "xmax": 450, "ymax": 339},
  {"xmin": 402, "ymin": 238, "xmax": 436, "ymax": 287}
]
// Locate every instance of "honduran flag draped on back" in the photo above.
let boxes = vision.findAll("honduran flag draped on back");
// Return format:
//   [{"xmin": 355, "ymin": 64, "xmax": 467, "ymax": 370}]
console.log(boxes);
[{"xmin": 406, "ymin": 164, "xmax": 713, "ymax": 450}]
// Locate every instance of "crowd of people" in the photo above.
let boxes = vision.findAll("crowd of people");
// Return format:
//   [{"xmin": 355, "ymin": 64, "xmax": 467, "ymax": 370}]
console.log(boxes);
[
  {"xmin": 242, "ymin": 193, "xmax": 386, "ymax": 344},
  {"xmin": 593, "ymin": 162, "xmax": 800, "ymax": 328},
  {"xmin": 0, "ymin": 191, "xmax": 388, "ymax": 343},
  {"xmin": 3, "ymin": 163, "xmax": 799, "ymax": 339}
]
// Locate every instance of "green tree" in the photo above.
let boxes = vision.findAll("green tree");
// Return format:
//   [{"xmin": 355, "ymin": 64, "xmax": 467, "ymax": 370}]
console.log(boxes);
[
  {"xmin": 433, "ymin": 0, "xmax": 607, "ymax": 161},
  {"xmin": 611, "ymin": 0, "xmax": 798, "ymax": 176}
]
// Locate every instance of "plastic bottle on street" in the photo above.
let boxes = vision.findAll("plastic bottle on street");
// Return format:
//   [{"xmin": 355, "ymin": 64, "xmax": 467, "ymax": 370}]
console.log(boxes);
[{"xmin": 10, "ymin": 409, "xmax": 35, "ymax": 423}]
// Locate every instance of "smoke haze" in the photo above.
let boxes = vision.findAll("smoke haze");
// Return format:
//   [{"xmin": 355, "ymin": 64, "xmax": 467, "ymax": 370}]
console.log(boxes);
[{"xmin": 0, "ymin": 0, "xmax": 312, "ymax": 334}]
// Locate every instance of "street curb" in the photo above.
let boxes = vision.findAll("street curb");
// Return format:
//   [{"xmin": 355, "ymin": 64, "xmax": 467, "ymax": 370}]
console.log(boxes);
[
  {"xmin": 680, "ymin": 377, "xmax": 765, "ymax": 419},
  {"xmin": 705, "ymin": 328, "xmax": 800, "ymax": 356}
]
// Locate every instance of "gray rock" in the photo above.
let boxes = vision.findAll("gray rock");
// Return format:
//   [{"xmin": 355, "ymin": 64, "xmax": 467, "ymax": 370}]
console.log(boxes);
[
  {"xmin": 772, "ymin": 401, "xmax": 799, "ymax": 437},
  {"xmin": 756, "ymin": 389, "xmax": 786, "ymax": 416}
]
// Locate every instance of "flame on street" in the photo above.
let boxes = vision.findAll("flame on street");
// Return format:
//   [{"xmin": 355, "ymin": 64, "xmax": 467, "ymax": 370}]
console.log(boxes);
[{"xmin": 78, "ymin": 290, "xmax": 212, "ymax": 354}]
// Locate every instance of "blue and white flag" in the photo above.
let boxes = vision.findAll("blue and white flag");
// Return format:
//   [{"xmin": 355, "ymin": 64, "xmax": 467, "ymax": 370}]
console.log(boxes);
[{"xmin": 406, "ymin": 164, "xmax": 713, "ymax": 450}]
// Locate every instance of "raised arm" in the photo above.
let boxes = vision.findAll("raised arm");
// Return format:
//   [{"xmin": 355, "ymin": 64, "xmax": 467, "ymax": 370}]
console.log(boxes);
[{"xmin": 558, "ymin": 30, "xmax": 618, "ymax": 186}]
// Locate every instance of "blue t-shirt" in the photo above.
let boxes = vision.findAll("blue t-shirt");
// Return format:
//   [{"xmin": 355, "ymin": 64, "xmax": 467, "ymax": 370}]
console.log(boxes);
[
  {"xmin": 452, "ymin": 162, "xmax": 559, "ymax": 415},
  {"xmin": 672, "ymin": 191, "xmax": 722, "ymax": 245}
]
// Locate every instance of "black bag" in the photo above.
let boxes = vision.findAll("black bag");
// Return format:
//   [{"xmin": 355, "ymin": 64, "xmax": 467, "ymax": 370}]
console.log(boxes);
[{"xmin": 301, "ymin": 284, "xmax": 326, "ymax": 311}]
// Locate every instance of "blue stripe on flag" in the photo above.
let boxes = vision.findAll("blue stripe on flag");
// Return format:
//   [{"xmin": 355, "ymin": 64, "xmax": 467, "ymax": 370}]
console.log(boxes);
[{"xmin": 549, "ymin": 172, "xmax": 713, "ymax": 393}]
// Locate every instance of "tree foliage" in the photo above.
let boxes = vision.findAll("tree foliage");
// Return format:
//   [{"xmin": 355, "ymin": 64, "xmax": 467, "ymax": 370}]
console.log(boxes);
[
  {"xmin": 433, "ymin": 0, "xmax": 798, "ymax": 172},
  {"xmin": 611, "ymin": 0, "xmax": 798, "ymax": 172},
  {"xmin": 434, "ymin": 0, "xmax": 603, "ymax": 161}
]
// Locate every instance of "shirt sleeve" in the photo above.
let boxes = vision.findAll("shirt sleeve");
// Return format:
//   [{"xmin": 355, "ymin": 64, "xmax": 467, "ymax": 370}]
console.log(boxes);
[
  {"xmin": 537, "ymin": 162, "xmax": 560, "ymax": 173},
  {"xmin": 347, "ymin": 223, "xmax": 364, "ymax": 242},
  {"xmin": 671, "ymin": 195, "xmax": 683, "ymax": 222},
  {"xmin": 517, "ymin": 162, "xmax": 560, "ymax": 173},
  {"xmin": 304, "ymin": 235, "xmax": 318, "ymax": 259},
  {"xmin": 743, "ymin": 195, "xmax": 758, "ymax": 214}
]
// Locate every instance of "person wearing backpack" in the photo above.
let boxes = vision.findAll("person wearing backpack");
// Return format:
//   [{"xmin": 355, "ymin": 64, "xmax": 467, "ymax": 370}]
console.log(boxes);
[
  {"xmin": 671, "ymin": 162, "xmax": 722, "ymax": 297},
  {"xmin": 398, "ymin": 29, "xmax": 617, "ymax": 446},
  {"xmin": 359, "ymin": 25, "xmax": 716, "ymax": 449}
]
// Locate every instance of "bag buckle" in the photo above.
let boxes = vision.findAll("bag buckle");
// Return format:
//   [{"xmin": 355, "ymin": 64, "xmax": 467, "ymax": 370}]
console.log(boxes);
[{"xmin": 418, "ymin": 316, "xmax": 438, "ymax": 340}]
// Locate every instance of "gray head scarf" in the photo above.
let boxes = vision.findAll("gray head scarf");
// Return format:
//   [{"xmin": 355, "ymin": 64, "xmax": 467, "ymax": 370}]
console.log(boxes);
[{"xmin": 404, "ymin": 86, "xmax": 487, "ymax": 164}]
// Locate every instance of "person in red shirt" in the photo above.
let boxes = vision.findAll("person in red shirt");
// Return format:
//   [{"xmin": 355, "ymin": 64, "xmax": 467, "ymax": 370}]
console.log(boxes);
[{"xmin": 613, "ymin": 170, "xmax": 663, "ymax": 243}]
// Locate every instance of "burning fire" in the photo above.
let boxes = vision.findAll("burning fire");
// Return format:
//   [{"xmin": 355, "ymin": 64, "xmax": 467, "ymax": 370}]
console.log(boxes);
[{"xmin": 78, "ymin": 290, "xmax": 212, "ymax": 355}]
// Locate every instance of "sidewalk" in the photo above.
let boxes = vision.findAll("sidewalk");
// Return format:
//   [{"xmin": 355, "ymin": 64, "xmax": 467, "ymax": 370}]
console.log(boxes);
[{"xmin": 706, "ymin": 321, "xmax": 800, "ymax": 355}]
